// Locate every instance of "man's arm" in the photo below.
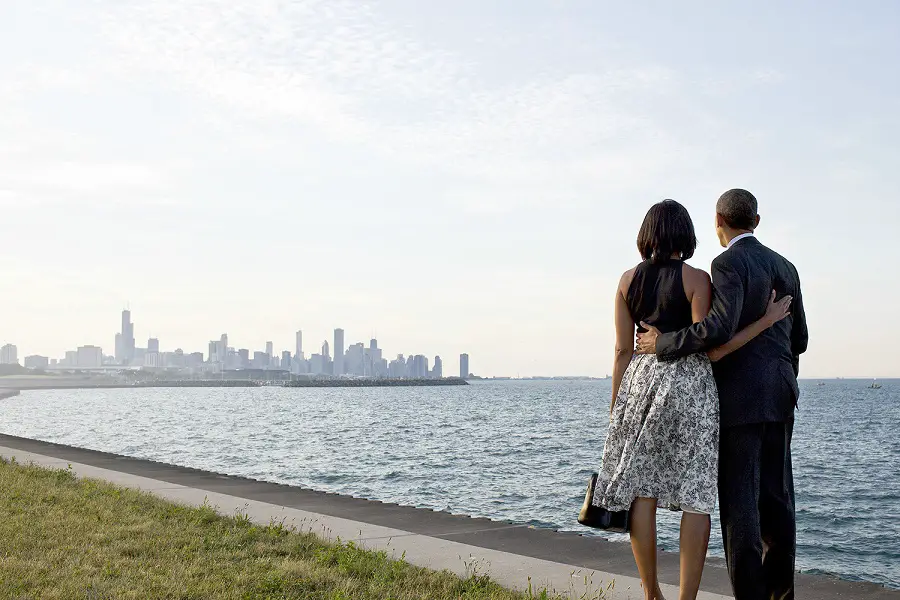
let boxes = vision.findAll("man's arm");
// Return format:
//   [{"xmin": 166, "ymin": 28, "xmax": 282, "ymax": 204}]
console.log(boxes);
[
  {"xmin": 655, "ymin": 256, "xmax": 745, "ymax": 361},
  {"xmin": 789, "ymin": 268, "xmax": 808, "ymax": 376}
]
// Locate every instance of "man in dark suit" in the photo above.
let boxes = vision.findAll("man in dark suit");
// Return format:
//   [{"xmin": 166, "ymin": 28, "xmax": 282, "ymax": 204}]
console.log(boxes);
[{"xmin": 635, "ymin": 189, "xmax": 809, "ymax": 600}]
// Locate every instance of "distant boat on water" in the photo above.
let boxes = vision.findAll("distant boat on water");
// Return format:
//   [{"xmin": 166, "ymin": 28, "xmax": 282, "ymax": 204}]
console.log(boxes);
[{"xmin": 869, "ymin": 379, "xmax": 882, "ymax": 389}]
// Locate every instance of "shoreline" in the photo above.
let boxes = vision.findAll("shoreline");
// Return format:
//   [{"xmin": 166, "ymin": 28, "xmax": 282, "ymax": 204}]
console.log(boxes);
[
  {"xmin": 0, "ymin": 433, "xmax": 896, "ymax": 598},
  {"xmin": 0, "ymin": 377, "xmax": 468, "ymax": 391}
]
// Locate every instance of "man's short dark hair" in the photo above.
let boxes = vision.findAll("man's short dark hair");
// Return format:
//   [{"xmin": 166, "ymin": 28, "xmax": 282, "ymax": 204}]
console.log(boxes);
[
  {"xmin": 716, "ymin": 189, "xmax": 758, "ymax": 231},
  {"xmin": 637, "ymin": 199, "xmax": 697, "ymax": 262}
]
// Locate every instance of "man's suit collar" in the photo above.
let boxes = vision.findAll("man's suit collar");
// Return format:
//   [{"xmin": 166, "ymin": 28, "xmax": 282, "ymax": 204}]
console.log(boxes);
[{"xmin": 727, "ymin": 233, "xmax": 759, "ymax": 250}]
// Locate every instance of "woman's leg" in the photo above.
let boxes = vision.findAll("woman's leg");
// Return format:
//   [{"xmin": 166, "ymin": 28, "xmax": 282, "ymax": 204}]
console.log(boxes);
[
  {"xmin": 630, "ymin": 497, "xmax": 665, "ymax": 600},
  {"xmin": 679, "ymin": 511, "xmax": 711, "ymax": 600}
]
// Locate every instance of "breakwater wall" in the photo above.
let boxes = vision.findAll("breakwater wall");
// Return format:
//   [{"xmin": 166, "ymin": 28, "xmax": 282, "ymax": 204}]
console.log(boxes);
[{"xmin": 284, "ymin": 378, "xmax": 468, "ymax": 388}]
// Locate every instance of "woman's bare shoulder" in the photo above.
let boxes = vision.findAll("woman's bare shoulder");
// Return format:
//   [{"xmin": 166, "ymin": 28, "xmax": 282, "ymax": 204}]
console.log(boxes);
[
  {"xmin": 681, "ymin": 263, "xmax": 711, "ymax": 282},
  {"xmin": 682, "ymin": 263, "xmax": 712, "ymax": 292},
  {"xmin": 618, "ymin": 266, "xmax": 639, "ymax": 293}
]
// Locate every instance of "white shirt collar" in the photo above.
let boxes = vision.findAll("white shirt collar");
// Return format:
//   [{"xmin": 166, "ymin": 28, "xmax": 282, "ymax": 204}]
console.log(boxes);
[{"xmin": 727, "ymin": 232, "xmax": 755, "ymax": 249}]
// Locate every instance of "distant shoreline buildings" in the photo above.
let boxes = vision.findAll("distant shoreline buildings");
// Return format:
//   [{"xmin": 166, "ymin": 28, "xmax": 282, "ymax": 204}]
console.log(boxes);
[
  {"xmin": 4, "ymin": 309, "xmax": 471, "ymax": 380},
  {"xmin": 1, "ymin": 344, "xmax": 18, "ymax": 366}
]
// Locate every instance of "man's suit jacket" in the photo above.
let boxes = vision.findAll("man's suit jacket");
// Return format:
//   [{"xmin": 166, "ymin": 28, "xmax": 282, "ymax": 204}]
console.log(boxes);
[{"xmin": 656, "ymin": 236, "xmax": 809, "ymax": 428}]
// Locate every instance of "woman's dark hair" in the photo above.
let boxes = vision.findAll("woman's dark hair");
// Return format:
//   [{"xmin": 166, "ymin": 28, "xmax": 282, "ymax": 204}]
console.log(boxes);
[{"xmin": 637, "ymin": 199, "xmax": 697, "ymax": 261}]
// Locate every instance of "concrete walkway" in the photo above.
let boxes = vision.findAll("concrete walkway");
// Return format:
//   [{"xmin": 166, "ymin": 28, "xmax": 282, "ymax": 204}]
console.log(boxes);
[{"xmin": 0, "ymin": 434, "xmax": 896, "ymax": 600}]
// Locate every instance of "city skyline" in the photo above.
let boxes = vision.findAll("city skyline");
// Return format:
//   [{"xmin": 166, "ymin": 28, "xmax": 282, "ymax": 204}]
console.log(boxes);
[
  {"xmin": 1, "ymin": 308, "xmax": 469, "ymax": 379},
  {"xmin": 2, "ymin": 2, "xmax": 899, "ymax": 378}
]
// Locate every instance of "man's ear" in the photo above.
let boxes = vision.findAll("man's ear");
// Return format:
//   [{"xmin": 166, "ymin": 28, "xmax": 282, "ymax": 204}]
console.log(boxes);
[
  {"xmin": 754, "ymin": 214, "xmax": 761, "ymax": 229},
  {"xmin": 715, "ymin": 213, "xmax": 724, "ymax": 228}
]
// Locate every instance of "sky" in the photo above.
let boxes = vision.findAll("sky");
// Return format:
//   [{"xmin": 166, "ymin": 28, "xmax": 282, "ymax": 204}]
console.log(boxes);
[{"xmin": 1, "ymin": 0, "xmax": 898, "ymax": 378}]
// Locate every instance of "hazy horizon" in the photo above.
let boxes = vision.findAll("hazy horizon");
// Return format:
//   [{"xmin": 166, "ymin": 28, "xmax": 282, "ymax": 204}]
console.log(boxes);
[{"xmin": 2, "ymin": 1, "xmax": 898, "ymax": 378}]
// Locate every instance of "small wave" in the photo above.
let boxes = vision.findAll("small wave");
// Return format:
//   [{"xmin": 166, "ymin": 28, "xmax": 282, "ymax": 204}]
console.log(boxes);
[
  {"xmin": 522, "ymin": 518, "xmax": 559, "ymax": 530},
  {"xmin": 310, "ymin": 474, "xmax": 350, "ymax": 485}
]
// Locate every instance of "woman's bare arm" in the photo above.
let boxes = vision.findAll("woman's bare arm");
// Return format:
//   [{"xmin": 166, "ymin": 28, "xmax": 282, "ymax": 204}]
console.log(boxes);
[
  {"xmin": 707, "ymin": 291, "xmax": 792, "ymax": 362},
  {"xmin": 684, "ymin": 265, "xmax": 712, "ymax": 325},
  {"xmin": 611, "ymin": 270, "xmax": 636, "ymax": 415}
]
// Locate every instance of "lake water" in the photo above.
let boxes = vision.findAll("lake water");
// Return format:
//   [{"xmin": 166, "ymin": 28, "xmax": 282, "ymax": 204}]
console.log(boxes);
[{"xmin": 1, "ymin": 379, "xmax": 897, "ymax": 589}]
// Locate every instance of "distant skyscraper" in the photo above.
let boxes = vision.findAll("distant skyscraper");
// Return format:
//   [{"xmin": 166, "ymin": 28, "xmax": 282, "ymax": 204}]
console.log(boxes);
[
  {"xmin": 117, "ymin": 309, "xmax": 135, "ymax": 365},
  {"xmin": 126, "ymin": 311, "xmax": 135, "ymax": 361},
  {"xmin": 146, "ymin": 337, "xmax": 160, "ymax": 369},
  {"xmin": 208, "ymin": 340, "xmax": 218, "ymax": 363},
  {"xmin": 265, "ymin": 341, "xmax": 273, "ymax": 358},
  {"xmin": 309, "ymin": 353, "xmax": 325, "ymax": 375},
  {"xmin": 460, "ymin": 354, "xmax": 470, "ymax": 379},
  {"xmin": 225, "ymin": 348, "xmax": 239, "ymax": 370},
  {"xmin": 281, "ymin": 351, "xmax": 292, "ymax": 370},
  {"xmin": 253, "ymin": 351, "xmax": 268, "ymax": 369},
  {"xmin": 322, "ymin": 340, "xmax": 330, "ymax": 361},
  {"xmin": 410, "ymin": 355, "xmax": 428, "ymax": 378},
  {"xmin": 24, "ymin": 355, "xmax": 49, "ymax": 370},
  {"xmin": 168, "ymin": 349, "xmax": 185, "ymax": 369},
  {"xmin": 389, "ymin": 354, "xmax": 407, "ymax": 378},
  {"xmin": 367, "ymin": 339, "xmax": 383, "ymax": 377},
  {"xmin": 293, "ymin": 356, "xmax": 309, "ymax": 375},
  {"xmin": 217, "ymin": 334, "xmax": 228, "ymax": 364},
  {"xmin": 333, "ymin": 329, "xmax": 345, "ymax": 376},
  {"xmin": 432, "ymin": 356, "xmax": 443, "ymax": 379},
  {"xmin": 238, "ymin": 348, "xmax": 250, "ymax": 368},
  {"xmin": 295, "ymin": 330, "xmax": 303, "ymax": 360},
  {"xmin": 346, "ymin": 343, "xmax": 365, "ymax": 376},
  {"xmin": 0, "ymin": 344, "xmax": 18, "ymax": 365},
  {"xmin": 76, "ymin": 345, "xmax": 103, "ymax": 368}
]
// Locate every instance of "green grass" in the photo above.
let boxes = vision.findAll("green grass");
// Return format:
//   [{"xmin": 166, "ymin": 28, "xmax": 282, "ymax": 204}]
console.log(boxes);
[{"xmin": 0, "ymin": 457, "xmax": 604, "ymax": 599}]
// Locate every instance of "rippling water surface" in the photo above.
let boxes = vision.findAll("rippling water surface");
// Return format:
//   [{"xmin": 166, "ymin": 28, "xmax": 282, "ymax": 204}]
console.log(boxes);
[{"xmin": 1, "ymin": 379, "xmax": 897, "ymax": 589}]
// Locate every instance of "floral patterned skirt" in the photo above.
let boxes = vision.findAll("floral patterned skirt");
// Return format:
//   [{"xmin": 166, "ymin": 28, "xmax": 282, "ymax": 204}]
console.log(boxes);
[{"xmin": 592, "ymin": 354, "xmax": 720, "ymax": 514}]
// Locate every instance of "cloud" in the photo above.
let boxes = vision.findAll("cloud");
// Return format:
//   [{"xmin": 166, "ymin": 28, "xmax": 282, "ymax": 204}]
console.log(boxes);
[
  {"xmin": 1, "ymin": 160, "xmax": 166, "ymax": 197},
  {"xmin": 81, "ymin": 0, "xmax": 709, "ymax": 210},
  {"xmin": 0, "ymin": 53, "xmax": 172, "ymax": 206},
  {"xmin": 0, "ymin": 105, "xmax": 169, "ymax": 206},
  {"xmin": 698, "ymin": 67, "xmax": 787, "ymax": 96},
  {"xmin": 0, "ymin": 0, "xmax": 796, "ymax": 225},
  {"xmin": 0, "ymin": 0, "xmax": 793, "ymax": 220}
]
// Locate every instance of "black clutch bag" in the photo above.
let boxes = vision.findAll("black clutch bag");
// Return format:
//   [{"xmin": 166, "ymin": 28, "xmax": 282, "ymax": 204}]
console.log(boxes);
[{"xmin": 578, "ymin": 472, "xmax": 630, "ymax": 532}]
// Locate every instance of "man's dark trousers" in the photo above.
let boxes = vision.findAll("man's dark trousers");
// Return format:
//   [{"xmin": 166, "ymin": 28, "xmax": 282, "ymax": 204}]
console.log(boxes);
[{"xmin": 719, "ymin": 420, "xmax": 796, "ymax": 600}]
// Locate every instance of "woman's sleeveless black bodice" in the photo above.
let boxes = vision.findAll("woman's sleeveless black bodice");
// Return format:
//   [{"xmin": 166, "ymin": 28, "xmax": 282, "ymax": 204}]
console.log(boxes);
[{"xmin": 627, "ymin": 259, "xmax": 693, "ymax": 334}]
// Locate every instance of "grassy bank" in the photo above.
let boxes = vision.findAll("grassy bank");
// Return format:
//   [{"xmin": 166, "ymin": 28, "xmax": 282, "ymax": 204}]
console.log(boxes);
[{"xmin": 0, "ymin": 458, "xmax": 576, "ymax": 600}]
